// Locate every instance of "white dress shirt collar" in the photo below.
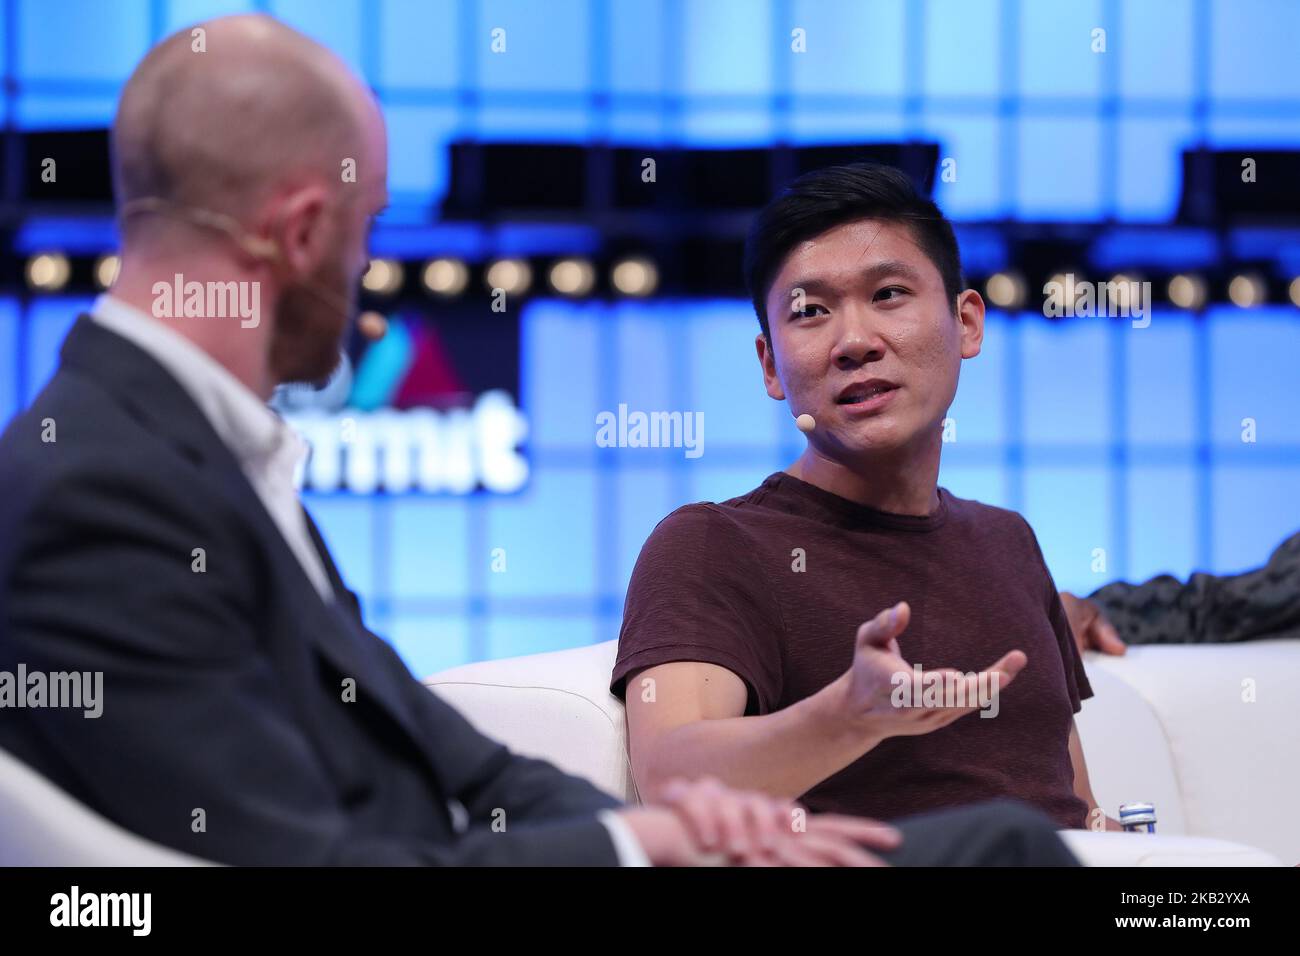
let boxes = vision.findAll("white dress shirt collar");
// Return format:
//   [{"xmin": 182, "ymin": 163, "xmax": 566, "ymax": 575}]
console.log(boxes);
[{"xmin": 89, "ymin": 293, "xmax": 289, "ymax": 467}]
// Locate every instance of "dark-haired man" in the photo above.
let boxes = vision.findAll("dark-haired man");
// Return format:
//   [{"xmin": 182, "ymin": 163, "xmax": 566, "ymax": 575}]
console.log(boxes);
[{"xmin": 613, "ymin": 162, "xmax": 1120, "ymax": 835}]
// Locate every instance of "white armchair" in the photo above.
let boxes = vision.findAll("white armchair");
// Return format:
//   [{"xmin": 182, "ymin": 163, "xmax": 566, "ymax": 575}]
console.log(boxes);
[{"xmin": 426, "ymin": 639, "xmax": 1297, "ymax": 867}]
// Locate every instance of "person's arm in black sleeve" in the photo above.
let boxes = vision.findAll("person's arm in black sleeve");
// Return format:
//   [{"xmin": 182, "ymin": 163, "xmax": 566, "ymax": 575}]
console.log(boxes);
[
  {"xmin": 435, "ymin": 722, "xmax": 624, "ymax": 821},
  {"xmin": 315, "ymin": 517, "xmax": 629, "ymax": 828},
  {"xmin": 3, "ymin": 466, "xmax": 617, "ymax": 866},
  {"xmin": 1087, "ymin": 529, "xmax": 1300, "ymax": 645}
]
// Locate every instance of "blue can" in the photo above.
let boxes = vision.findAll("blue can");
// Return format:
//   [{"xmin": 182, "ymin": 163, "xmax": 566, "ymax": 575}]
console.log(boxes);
[{"xmin": 1119, "ymin": 802, "xmax": 1157, "ymax": 833}]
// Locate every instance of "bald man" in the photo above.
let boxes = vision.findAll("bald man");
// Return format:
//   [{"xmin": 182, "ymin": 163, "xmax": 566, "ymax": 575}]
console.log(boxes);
[{"xmin": 0, "ymin": 15, "xmax": 918, "ymax": 868}]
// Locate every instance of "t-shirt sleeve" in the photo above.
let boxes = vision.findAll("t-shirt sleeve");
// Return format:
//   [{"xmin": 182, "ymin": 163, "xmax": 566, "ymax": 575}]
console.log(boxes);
[
  {"xmin": 610, "ymin": 505, "xmax": 784, "ymax": 715},
  {"xmin": 1018, "ymin": 516, "xmax": 1095, "ymax": 714}
]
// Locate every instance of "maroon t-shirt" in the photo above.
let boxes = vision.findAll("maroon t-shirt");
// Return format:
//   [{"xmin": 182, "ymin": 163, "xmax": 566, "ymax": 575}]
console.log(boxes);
[{"xmin": 611, "ymin": 472, "xmax": 1093, "ymax": 828}]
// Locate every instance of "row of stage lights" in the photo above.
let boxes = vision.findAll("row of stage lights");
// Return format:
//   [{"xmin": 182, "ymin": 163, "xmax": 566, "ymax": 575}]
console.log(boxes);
[
  {"xmin": 980, "ymin": 269, "xmax": 1299, "ymax": 311},
  {"xmin": 361, "ymin": 255, "xmax": 660, "ymax": 298},
  {"xmin": 19, "ymin": 251, "xmax": 1300, "ymax": 310},
  {"xmin": 21, "ymin": 252, "xmax": 660, "ymax": 300}
]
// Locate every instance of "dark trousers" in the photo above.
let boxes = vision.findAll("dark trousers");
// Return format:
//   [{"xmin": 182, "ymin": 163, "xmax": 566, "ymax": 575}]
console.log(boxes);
[{"xmin": 880, "ymin": 799, "xmax": 1082, "ymax": 866}]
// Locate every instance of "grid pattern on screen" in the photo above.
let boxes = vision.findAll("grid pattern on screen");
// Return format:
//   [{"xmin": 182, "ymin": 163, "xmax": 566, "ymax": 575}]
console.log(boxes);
[
  {"xmin": 3, "ymin": 0, "xmax": 1300, "ymax": 675},
  {"xmin": 7, "ymin": 297, "xmax": 1299, "ymax": 677},
  {"xmin": 6, "ymin": 0, "xmax": 1300, "ymax": 217}
]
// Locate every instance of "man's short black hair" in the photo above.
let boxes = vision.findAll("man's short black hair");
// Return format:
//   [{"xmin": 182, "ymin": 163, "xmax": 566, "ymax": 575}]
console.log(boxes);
[{"xmin": 742, "ymin": 161, "xmax": 966, "ymax": 340}]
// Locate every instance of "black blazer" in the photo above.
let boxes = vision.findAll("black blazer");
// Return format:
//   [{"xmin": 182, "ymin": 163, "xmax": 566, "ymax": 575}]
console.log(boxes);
[{"xmin": 0, "ymin": 316, "xmax": 622, "ymax": 865}]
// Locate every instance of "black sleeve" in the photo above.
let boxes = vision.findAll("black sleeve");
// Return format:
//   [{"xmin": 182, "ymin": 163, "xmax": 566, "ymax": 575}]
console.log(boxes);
[
  {"xmin": 381, "ymin": 640, "xmax": 628, "ymax": 827},
  {"xmin": 4, "ymin": 465, "xmax": 619, "ymax": 866},
  {"xmin": 309, "ymin": 511, "xmax": 628, "ymax": 833},
  {"xmin": 1088, "ymin": 530, "xmax": 1300, "ymax": 645}
]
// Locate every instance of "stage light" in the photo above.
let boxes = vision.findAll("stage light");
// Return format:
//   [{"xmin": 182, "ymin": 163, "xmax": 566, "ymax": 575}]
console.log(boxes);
[
  {"xmin": 25, "ymin": 253, "xmax": 71, "ymax": 292},
  {"xmin": 362, "ymin": 258, "xmax": 404, "ymax": 296},
  {"xmin": 1107, "ymin": 273, "xmax": 1142, "ymax": 312},
  {"xmin": 1288, "ymin": 277, "xmax": 1300, "ymax": 308},
  {"xmin": 985, "ymin": 272, "xmax": 1026, "ymax": 309},
  {"xmin": 1045, "ymin": 271, "xmax": 1085, "ymax": 309},
  {"xmin": 93, "ymin": 254, "xmax": 121, "ymax": 290},
  {"xmin": 611, "ymin": 256, "xmax": 658, "ymax": 297},
  {"xmin": 422, "ymin": 258, "xmax": 468, "ymax": 297},
  {"xmin": 1168, "ymin": 273, "xmax": 1207, "ymax": 310},
  {"xmin": 548, "ymin": 258, "xmax": 595, "ymax": 297},
  {"xmin": 1227, "ymin": 272, "xmax": 1266, "ymax": 308},
  {"xmin": 485, "ymin": 258, "xmax": 532, "ymax": 296}
]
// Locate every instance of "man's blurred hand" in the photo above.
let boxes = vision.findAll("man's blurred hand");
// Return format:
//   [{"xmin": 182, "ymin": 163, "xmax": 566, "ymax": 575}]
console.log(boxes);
[
  {"xmin": 621, "ymin": 776, "xmax": 901, "ymax": 866},
  {"xmin": 1060, "ymin": 591, "xmax": 1126, "ymax": 656}
]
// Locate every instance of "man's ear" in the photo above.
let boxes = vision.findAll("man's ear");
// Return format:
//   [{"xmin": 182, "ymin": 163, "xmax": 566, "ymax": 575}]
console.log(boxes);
[
  {"xmin": 262, "ymin": 184, "xmax": 330, "ymax": 276},
  {"xmin": 956, "ymin": 289, "xmax": 985, "ymax": 359},
  {"xmin": 755, "ymin": 331, "xmax": 786, "ymax": 401}
]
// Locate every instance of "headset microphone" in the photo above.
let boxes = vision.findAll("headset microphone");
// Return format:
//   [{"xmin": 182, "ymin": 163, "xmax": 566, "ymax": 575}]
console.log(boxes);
[
  {"xmin": 795, "ymin": 413, "xmax": 816, "ymax": 434},
  {"xmin": 119, "ymin": 197, "xmax": 385, "ymax": 340}
]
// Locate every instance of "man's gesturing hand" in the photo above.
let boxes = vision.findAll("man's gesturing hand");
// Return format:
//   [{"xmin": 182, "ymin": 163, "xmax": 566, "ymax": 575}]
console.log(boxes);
[{"xmin": 843, "ymin": 601, "xmax": 1027, "ymax": 741}]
